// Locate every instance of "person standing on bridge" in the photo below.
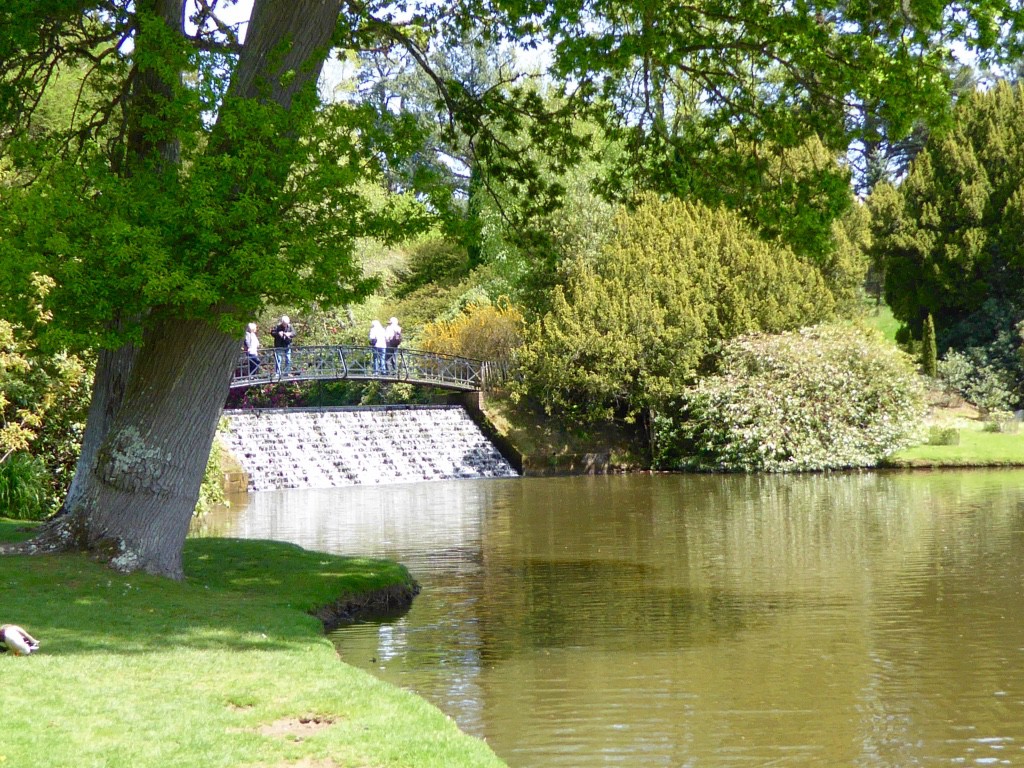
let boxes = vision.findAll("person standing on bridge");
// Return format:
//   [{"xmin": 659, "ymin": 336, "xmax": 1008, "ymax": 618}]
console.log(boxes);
[
  {"xmin": 385, "ymin": 316, "xmax": 402, "ymax": 374},
  {"xmin": 243, "ymin": 322, "xmax": 261, "ymax": 375},
  {"xmin": 369, "ymin": 319, "xmax": 387, "ymax": 374},
  {"xmin": 272, "ymin": 315, "xmax": 295, "ymax": 377}
]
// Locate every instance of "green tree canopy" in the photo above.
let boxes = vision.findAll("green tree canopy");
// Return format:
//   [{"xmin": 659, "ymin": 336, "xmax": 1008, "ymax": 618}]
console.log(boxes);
[
  {"xmin": 516, "ymin": 195, "xmax": 835, "ymax": 425},
  {"xmin": 542, "ymin": 0, "xmax": 1016, "ymax": 255}
]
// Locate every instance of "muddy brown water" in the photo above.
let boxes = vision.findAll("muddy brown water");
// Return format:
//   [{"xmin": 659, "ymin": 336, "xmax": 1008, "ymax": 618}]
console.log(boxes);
[{"xmin": 197, "ymin": 470, "xmax": 1024, "ymax": 767}]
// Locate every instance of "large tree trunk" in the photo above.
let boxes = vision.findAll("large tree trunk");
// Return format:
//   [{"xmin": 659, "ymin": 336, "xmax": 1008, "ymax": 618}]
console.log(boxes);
[
  {"xmin": 64, "ymin": 345, "xmax": 137, "ymax": 513},
  {"xmin": 230, "ymin": 0, "xmax": 342, "ymax": 108},
  {"xmin": 64, "ymin": 317, "xmax": 239, "ymax": 578}
]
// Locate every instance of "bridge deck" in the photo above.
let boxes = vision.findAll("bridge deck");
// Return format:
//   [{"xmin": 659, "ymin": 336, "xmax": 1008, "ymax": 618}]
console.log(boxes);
[{"xmin": 231, "ymin": 345, "xmax": 483, "ymax": 392}]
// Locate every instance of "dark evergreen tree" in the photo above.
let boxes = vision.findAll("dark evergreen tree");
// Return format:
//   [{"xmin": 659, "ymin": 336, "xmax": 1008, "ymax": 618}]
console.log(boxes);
[
  {"xmin": 872, "ymin": 82, "xmax": 1024, "ymax": 340},
  {"xmin": 922, "ymin": 313, "xmax": 938, "ymax": 377}
]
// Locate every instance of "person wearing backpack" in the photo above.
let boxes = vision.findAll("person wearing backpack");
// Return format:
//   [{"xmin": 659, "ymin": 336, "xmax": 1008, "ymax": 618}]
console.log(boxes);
[{"xmin": 385, "ymin": 316, "xmax": 402, "ymax": 374}]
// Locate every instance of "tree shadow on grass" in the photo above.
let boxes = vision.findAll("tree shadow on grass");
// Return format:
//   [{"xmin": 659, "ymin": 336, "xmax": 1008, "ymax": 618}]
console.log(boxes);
[{"xmin": 0, "ymin": 533, "xmax": 416, "ymax": 657}]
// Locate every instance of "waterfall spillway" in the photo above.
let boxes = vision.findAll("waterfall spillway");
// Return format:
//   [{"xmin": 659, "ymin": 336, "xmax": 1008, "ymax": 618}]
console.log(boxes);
[{"xmin": 220, "ymin": 406, "xmax": 518, "ymax": 492}]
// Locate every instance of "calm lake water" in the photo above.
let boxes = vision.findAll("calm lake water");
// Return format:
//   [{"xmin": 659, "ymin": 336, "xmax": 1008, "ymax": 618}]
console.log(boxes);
[{"xmin": 197, "ymin": 470, "xmax": 1024, "ymax": 767}]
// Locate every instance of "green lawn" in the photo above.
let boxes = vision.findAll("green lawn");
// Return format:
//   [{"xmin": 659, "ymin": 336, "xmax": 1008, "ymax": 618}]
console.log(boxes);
[
  {"xmin": 862, "ymin": 302, "xmax": 901, "ymax": 343},
  {"xmin": 885, "ymin": 426, "xmax": 1024, "ymax": 467},
  {"xmin": 0, "ymin": 523, "xmax": 506, "ymax": 768},
  {"xmin": 856, "ymin": 302, "xmax": 1024, "ymax": 469}
]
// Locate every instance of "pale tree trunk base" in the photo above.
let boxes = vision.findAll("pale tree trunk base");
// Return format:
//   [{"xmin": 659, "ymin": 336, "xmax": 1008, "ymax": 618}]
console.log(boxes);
[{"xmin": 1, "ymin": 513, "xmax": 90, "ymax": 556}]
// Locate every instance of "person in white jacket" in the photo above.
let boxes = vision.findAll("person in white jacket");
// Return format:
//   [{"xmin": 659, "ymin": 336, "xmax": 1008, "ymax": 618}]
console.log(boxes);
[
  {"xmin": 243, "ymin": 322, "xmax": 261, "ymax": 375},
  {"xmin": 369, "ymin": 319, "xmax": 387, "ymax": 374}
]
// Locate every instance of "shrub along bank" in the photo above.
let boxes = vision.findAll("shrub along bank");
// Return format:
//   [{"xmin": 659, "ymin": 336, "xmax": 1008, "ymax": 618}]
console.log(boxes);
[
  {"xmin": 653, "ymin": 324, "xmax": 927, "ymax": 472},
  {"xmin": 0, "ymin": 521, "xmax": 506, "ymax": 768}
]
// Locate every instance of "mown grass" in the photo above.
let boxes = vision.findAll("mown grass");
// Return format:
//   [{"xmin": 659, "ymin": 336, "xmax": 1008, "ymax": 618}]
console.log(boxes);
[
  {"xmin": 857, "ymin": 305, "xmax": 1024, "ymax": 469},
  {"xmin": 0, "ymin": 523, "xmax": 506, "ymax": 768},
  {"xmin": 862, "ymin": 301, "xmax": 902, "ymax": 343},
  {"xmin": 885, "ymin": 427, "xmax": 1024, "ymax": 467}
]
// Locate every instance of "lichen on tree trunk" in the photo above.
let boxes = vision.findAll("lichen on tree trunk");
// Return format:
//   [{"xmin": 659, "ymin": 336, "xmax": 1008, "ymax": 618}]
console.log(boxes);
[{"xmin": 61, "ymin": 344, "xmax": 138, "ymax": 517}]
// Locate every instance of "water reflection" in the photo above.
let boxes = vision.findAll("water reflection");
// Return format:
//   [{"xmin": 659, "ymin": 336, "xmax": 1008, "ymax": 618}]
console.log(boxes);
[{"xmin": 196, "ymin": 470, "xmax": 1024, "ymax": 767}]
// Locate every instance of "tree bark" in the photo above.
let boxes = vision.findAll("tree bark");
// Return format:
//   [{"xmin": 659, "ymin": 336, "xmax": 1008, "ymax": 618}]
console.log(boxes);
[
  {"xmin": 46, "ymin": 344, "xmax": 136, "ymax": 520},
  {"xmin": 68, "ymin": 317, "xmax": 239, "ymax": 578},
  {"xmin": 125, "ymin": 0, "xmax": 187, "ymax": 170},
  {"xmin": 230, "ymin": 0, "xmax": 342, "ymax": 108}
]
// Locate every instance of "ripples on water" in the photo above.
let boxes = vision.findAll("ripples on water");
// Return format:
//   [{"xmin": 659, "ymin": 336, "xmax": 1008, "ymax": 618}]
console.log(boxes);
[{"xmin": 196, "ymin": 470, "xmax": 1024, "ymax": 767}]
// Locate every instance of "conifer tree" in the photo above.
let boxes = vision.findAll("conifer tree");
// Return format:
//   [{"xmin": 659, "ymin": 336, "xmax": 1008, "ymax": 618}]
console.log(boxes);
[
  {"xmin": 922, "ymin": 313, "xmax": 938, "ymax": 377},
  {"xmin": 517, "ymin": 196, "xmax": 835, "ymax": 425},
  {"xmin": 874, "ymin": 82, "xmax": 1024, "ymax": 338}
]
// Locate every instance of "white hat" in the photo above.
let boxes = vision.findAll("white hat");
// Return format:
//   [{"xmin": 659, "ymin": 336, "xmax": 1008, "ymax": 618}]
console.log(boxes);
[
  {"xmin": 389, "ymin": 317, "xmax": 398, "ymax": 324},
  {"xmin": 281, "ymin": 315, "xmax": 289, "ymax": 323},
  {"xmin": 247, "ymin": 322, "xmax": 257, "ymax": 332}
]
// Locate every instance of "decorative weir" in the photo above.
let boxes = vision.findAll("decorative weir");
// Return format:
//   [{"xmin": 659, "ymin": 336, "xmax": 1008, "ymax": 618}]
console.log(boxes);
[{"xmin": 220, "ymin": 406, "xmax": 518, "ymax": 492}]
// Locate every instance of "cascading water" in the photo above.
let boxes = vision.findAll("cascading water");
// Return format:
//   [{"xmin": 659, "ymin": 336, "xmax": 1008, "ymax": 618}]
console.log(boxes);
[{"xmin": 220, "ymin": 406, "xmax": 518, "ymax": 492}]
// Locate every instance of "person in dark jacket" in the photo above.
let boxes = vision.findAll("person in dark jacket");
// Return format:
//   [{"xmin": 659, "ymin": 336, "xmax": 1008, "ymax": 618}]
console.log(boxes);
[
  {"xmin": 384, "ymin": 316, "xmax": 402, "ymax": 373},
  {"xmin": 271, "ymin": 315, "xmax": 294, "ymax": 377}
]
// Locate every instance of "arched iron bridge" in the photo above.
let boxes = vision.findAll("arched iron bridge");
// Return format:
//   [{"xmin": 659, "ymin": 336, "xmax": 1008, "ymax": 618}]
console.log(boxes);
[{"xmin": 231, "ymin": 345, "xmax": 486, "ymax": 392}]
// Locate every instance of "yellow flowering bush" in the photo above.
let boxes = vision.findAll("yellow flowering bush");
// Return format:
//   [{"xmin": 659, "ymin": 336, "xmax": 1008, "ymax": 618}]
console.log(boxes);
[{"xmin": 419, "ymin": 299, "xmax": 525, "ymax": 380}]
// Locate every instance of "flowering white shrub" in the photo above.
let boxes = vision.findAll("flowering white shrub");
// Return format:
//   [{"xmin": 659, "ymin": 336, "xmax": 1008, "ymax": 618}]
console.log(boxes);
[
  {"xmin": 936, "ymin": 348, "xmax": 1016, "ymax": 415},
  {"xmin": 654, "ymin": 324, "xmax": 926, "ymax": 472}
]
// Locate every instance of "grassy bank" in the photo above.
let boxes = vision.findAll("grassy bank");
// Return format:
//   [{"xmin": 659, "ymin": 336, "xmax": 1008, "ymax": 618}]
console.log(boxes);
[
  {"xmin": 481, "ymin": 391, "xmax": 646, "ymax": 472},
  {"xmin": 0, "ymin": 522, "xmax": 506, "ymax": 768},
  {"xmin": 483, "ymin": 388, "xmax": 1024, "ymax": 473},
  {"xmin": 882, "ymin": 387, "xmax": 1024, "ymax": 468},
  {"xmin": 884, "ymin": 427, "xmax": 1024, "ymax": 467}
]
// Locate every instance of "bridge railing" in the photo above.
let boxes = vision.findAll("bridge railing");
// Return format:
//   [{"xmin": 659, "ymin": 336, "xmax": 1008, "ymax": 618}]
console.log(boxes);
[{"xmin": 231, "ymin": 345, "xmax": 484, "ymax": 391}]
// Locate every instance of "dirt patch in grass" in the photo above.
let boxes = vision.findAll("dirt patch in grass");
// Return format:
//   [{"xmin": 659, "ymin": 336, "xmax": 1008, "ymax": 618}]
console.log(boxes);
[
  {"xmin": 924, "ymin": 386, "xmax": 983, "ymax": 428},
  {"xmin": 256, "ymin": 758, "xmax": 348, "ymax": 768},
  {"xmin": 257, "ymin": 714, "xmax": 336, "ymax": 739}
]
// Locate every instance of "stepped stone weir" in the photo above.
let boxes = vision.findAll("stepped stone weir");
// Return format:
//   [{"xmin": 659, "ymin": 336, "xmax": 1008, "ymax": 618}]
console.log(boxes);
[{"xmin": 220, "ymin": 406, "xmax": 518, "ymax": 492}]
